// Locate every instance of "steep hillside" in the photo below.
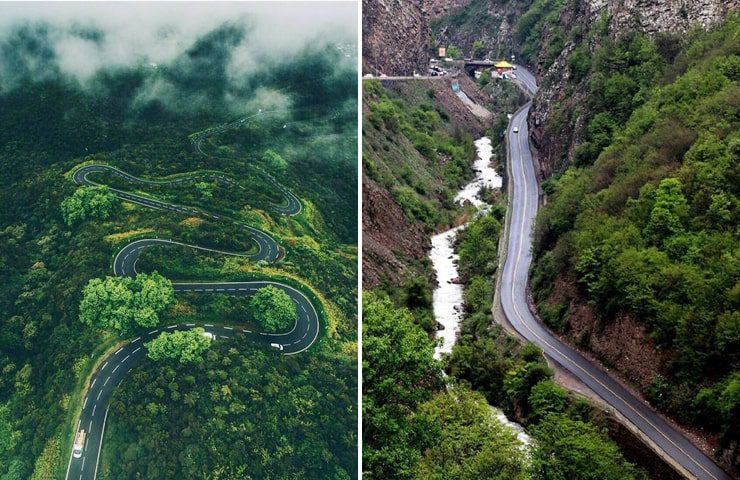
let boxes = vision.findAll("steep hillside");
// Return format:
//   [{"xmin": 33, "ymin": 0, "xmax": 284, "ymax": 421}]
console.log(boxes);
[
  {"xmin": 362, "ymin": 78, "xmax": 489, "ymax": 293},
  {"xmin": 362, "ymin": 0, "xmax": 431, "ymax": 75},
  {"xmin": 526, "ymin": 0, "xmax": 738, "ymax": 175},
  {"xmin": 531, "ymin": 14, "xmax": 739, "ymax": 474},
  {"xmin": 428, "ymin": 0, "xmax": 531, "ymax": 60}
]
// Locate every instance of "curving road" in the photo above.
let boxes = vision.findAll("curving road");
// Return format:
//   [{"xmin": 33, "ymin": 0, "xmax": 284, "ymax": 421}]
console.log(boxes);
[
  {"xmin": 65, "ymin": 117, "xmax": 320, "ymax": 480},
  {"xmin": 500, "ymin": 66, "xmax": 731, "ymax": 480}
]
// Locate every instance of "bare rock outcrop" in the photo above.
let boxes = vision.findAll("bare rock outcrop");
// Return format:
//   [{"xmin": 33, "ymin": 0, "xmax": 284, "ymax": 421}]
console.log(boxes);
[{"xmin": 362, "ymin": 0, "xmax": 431, "ymax": 76}]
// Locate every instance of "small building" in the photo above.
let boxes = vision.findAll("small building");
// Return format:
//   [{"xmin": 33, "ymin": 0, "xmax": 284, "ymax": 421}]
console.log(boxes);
[
  {"xmin": 438, "ymin": 47, "xmax": 446, "ymax": 58},
  {"xmin": 494, "ymin": 60, "xmax": 514, "ymax": 74}
]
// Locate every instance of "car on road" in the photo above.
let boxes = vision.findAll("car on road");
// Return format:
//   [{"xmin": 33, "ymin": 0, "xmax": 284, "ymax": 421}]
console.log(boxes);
[
  {"xmin": 73, "ymin": 430, "xmax": 86, "ymax": 458},
  {"xmin": 270, "ymin": 343, "xmax": 284, "ymax": 351},
  {"xmin": 513, "ymin": 127, "xmax": 519, "ymax": 133}
]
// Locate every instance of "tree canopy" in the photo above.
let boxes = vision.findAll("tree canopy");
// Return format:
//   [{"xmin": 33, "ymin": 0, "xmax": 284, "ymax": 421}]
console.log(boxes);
[
  {"xmin": 79, "ymin": 272, "xmax": 174, "ymax": 334},
  {"xmin": 60, "ymin": 185, "xmax": 118, "ymax": 226},
  {"xmin": 414, "ymin": 386, "xmax": 528, "ymax": 480},
  {"xmin": 145, "ymin": 328, "xmax": 211, "ymax": 364},
  {"xmin": 249, "ymin": 285, "xmax": 296, "ymax": 332},
  {"xmin": 530, "ymin": 414, "xmax": 638, "ymax": 480},
  {"xmin": 262, "ymin": 149, "xmax": 288, "ymax": 173}
]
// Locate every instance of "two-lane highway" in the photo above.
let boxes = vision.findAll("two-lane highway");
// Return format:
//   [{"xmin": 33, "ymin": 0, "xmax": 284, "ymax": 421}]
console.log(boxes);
[{"xmin": 499, "ymin": 66, "xmax": 731, "ymax": 479}]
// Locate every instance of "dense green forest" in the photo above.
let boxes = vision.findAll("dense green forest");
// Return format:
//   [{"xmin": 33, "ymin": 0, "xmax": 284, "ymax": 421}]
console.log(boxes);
[
  {"xmin": 0, "ymin": 19, "xmax": 357, "ymax": 480},
  {"xmin": 532, "ymin": 12, "xmax": 739, "ymax": 461},
  {"xmin": 102, "ymin": 339, "xmax": 356, "ymax": 480}
]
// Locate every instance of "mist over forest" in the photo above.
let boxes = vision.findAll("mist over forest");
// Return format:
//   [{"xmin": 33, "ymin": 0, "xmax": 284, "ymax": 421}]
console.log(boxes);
[{"xmin": 0, "ymin": 3, "xmax": 357, "ymax": 117}]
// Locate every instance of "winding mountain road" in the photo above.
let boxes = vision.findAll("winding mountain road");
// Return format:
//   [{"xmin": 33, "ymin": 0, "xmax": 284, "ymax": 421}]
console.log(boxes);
[
  {"xmin": 500, "ymin": 66, "xmax": 731, "ymax": 480},
  {"xmin": 65, "ymin": 117, "xmax": 320, "ymax": 480}
]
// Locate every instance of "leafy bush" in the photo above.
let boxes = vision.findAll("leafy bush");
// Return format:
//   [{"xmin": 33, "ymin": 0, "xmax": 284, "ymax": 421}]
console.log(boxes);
[
  {"xmin": 61, "ymin": 185, "xmax": 118, "ymax": 225},
  {"xmin": 145, "ymin": 328, "xmax": 211, "ymax": 364},
  {"xmin": 79, "ymin": 272, "xmax": 174, "ymax": 335}
]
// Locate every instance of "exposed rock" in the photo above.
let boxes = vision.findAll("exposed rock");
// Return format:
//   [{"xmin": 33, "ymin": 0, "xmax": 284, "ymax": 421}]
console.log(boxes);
[
  {"xmin": 362, "ymin": 176, "xmax": 427, "ymax": 288},
  {"xmin": 362, "ymin": 0, "xmax": 431, "ymax": 76},
  {"xmin": 529, "ymin": 0, "xmax": 739, "ymax": 177}
]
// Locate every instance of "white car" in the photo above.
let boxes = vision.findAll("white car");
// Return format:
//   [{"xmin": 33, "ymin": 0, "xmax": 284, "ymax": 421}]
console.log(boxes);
[
  {"xmin": 270, "ymin": 343, "xmax": 284, "ymax": 351},
  {"xmin": 513, "ymin": 127, "xmax": 520, "ymax": 133}
]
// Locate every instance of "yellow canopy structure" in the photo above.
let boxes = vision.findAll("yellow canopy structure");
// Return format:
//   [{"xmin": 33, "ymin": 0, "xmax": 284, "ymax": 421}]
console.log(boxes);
[{"xmin": 494, "ymin": 60, "xmax": 514, "ymax": 69}]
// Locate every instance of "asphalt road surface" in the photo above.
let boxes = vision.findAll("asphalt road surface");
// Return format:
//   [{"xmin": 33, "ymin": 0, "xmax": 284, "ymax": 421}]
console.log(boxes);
[
  {"xmin": 500, "ymin": 66, "xmax": 731, "ymax": 480},
  {"xmin": 66, "ymin": 125, "xmax": 319, "ymax": 480}
]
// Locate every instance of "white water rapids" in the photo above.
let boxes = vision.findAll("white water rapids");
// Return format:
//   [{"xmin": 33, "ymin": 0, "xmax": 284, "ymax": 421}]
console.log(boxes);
[
  {"xmin": 432, "ymin": 137, "xmax": 500, "ymax": 358},
  {"xmin": 430, "ymin": 136, "xmax": 531, "ymax": 447}
]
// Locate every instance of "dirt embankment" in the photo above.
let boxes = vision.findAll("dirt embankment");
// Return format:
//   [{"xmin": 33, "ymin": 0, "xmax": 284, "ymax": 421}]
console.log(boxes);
[
  {"xmin": 362, "ymin": 77, "xmax": 492, "ymax": 290},
  {"xmin": 362, "ymin": 177, "xmax": 427, "ymax": 287}
]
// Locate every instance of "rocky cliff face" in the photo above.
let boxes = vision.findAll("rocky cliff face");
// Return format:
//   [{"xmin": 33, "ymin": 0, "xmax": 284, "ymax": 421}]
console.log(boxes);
[
  {"xmin": 425, "ymin": 0, "xmax": 527, "ymax": 60},
  {"xmin": 362, "ymin": 0, "xmax": 431, "ymax": 75},
  {"xmin": 529, "ymin": 0, "xmax": 739, "ymax": 176}
]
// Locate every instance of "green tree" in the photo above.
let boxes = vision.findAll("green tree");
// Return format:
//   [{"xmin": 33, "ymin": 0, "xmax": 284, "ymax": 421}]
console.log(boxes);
[
  {"xmin": 79, "ymin": 272, "xmax": 174, "ymax": 334},
  {"xmin": 530, "ymin": 414, "xmax": 638, "ymax": 480},
  {"xmin": 249, "ymin": 286, "xmax": 296, "ymax": 332},
  {"xmin": 472, "ymin": 40, "xmax": 486, "ymax": 59},
  {"xmin": 145, "ymin": 328, "xmax": 211, "ymax": 364},
  {"xmin": 446, "ymin": 45, "xmax": 461, "ymax": 59},
  {"xmin": 644, "ymin": 178, "xmax": 689, "ymax": 243},
  {"xmin": 194, "ymin": 181, "xmax": 214, "ymax": 200},
  {"xmin": 479, "ymin": 69, "xmax": 492, "ymax": 86},
  {"xmin": 414, "ymin": 386, "xmax": 528, "ymax": 480},
  {"xmin": 528, "ymin": 380, "xmax": 569, "ymax": 422},
  {"xmin": 60, "ymin": 185, "xmax": 118, "ymax": 226},
  {"xmin": 262, "ymin": 149, "xmax": 288, "ymax": 173},
  {"xmin": 363, "ymin": 293, "xmax": 443, "ymax": 479}
]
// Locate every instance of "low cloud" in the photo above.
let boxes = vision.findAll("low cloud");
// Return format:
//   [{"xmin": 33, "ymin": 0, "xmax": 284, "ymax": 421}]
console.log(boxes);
[{"xmin": 0, "ymin": 2, "xmax": 357, "ymax": 115}]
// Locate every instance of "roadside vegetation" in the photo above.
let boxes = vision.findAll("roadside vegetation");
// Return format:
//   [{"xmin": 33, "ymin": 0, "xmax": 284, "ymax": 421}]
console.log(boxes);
[
  {"xmin": 102, "ymin": 337, "xmax": 356, "ymax": 479},
  {"xmin": 0, "ymin": 23, "xmax": 357, "ymax": 480},
  {"xmin": 363, "ymin": 79, "xmax": 476, "ymax": 230},
  {"xmin": 532, "ymin": 12, "xmax": 739, "ymax": 462}
]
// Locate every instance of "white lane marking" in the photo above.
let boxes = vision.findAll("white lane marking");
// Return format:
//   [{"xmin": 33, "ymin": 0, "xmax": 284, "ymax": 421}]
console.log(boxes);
[
  {"xmin": 167, "ymin": 325, "xmax": 176, "ymax": 329},
  {"xmin": 88, "ymin": 420, "xmax": 92, "ymax": 431},
  {"xmin": 91, "ymin": 378, "xmax": 97, "ymax": 388},
  {"xmin": 112, "ymin": 365, "xmax": 120, "ymax": 373},
  {"xmin": 242, "ymin": 329, "xmax": 252, "ymax": 333},
  {"xmin": 505, "ymin": 106, "xmax": 719, "ymax": 479},
  {"xmin": 122, "ymin": 355, "xmax": 130, "ymax": 362},
  {"xmin": 93, "ymin": 406, "xmax": 109, "ymax": 480},
  {"xmin": 186, "ymin": 323, "xmax": 196, "ymax": 326},
  {"xmin": 149, "ymin": 330, "xmax": 158, "ymax": 334},
  {"xmin": 65, "ymin": 419, "xmax": 81, "ymax": 480},
  {"xmin": 81, "ymin": 457, "xmax": 85, "ymax": 472},
  {"xmin": 133, "ymin": 347, "xmax": 141, "ymax": 354},
  {"xmin": 132, "ymin": 337, "xmax": 141, "ymax": 343},
  {"xmin": 205, "ymin": 324, "xmax": 214, "ymax": 327},
  {"xmin": 92, "ymin": 404, "xmax": 96, "ymax": 417},
  {"xmin": 97, "ymin": 390, "xmax": 102, "ymax": 401},
  {"xmin": 83, "ymin": 396, "xmax": 88, "ymax": 409},
  {"xmin": 224, "ymin": 326, "xmax": 233, "ymax": 330},
  {"xmin": 102, "ymin": 361, "xmax": 109, "ymax": 370},
  {"xmin": 104, "ymin": 376, "xmax": 110, "ymax": 386},
  {"xmin": 115, "ymin": 347, "xmax": 123, "ymax": 355}
]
